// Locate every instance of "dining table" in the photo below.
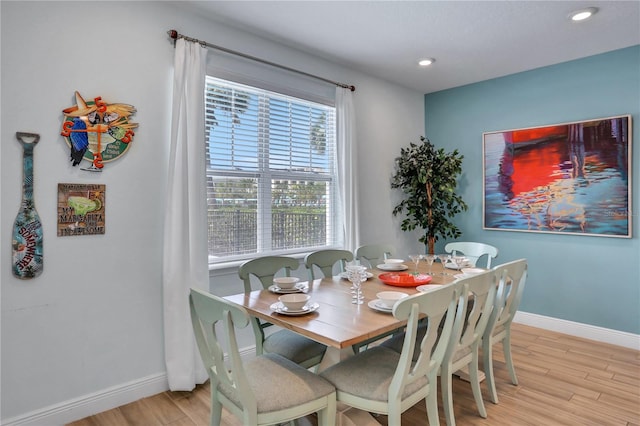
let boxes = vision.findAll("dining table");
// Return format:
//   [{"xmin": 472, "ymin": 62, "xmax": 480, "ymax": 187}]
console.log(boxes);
[{"xmin": 223, "ymin": 258, "xmax": 460, "ymax": 370}]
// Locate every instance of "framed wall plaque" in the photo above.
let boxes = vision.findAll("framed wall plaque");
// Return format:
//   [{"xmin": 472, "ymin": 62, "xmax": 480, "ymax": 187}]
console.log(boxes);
[{"xmin": 57, "ymin": 183, "xmax": 106, "ymax": 236}]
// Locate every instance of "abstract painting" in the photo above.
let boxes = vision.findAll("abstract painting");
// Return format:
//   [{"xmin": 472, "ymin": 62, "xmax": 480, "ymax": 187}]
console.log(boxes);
[{"xmin": 483, "ymin": 115, "xmax": 631, "ymax": 237}]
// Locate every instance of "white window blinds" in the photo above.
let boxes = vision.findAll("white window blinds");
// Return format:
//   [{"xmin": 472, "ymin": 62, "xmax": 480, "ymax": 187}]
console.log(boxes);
[{"xmin": 205, "ymin": 77, "xmax": 338, "ymax": 263}]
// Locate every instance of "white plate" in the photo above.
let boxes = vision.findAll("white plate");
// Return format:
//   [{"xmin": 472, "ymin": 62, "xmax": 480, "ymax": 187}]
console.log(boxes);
[
  {"xmin": 377, "ymin": 263, "xmax": 409, "ymax": 271},
  {"xmin": 270, "ymin": 301, "xmax": 319, "ymax": 316},
  {"xmin": 368, "ymin": 299, "xmax": 393, "ymax": 313},
  {"xmin": 445, "ymin": 260, "xmax": 472, "ymax": 270},
  {"xmin": 339, "ymin": 271, "xmax": 374, "ymax": 280},
  {"xmin": 416, "ymin": 284, "xmax": 444, "ymax": 293},
  {"xmin": 268, "ymin": 283, "xmax": 308, "ymax": 294}
]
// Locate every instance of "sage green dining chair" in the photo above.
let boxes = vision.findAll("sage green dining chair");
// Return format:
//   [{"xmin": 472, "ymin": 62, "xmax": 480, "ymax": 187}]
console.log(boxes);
[
  {"xmin": 355, "ymin": 243, "xmax": 395, "ymax": 269},
  {"xmin": 238, "ymin": 256, "xmax": 326, "ymax": 369},
  {"xmin": 483, "ymin": 258, "xmax": 528, "ymax": 404},
  {"xmin": 320, "ymin": 282, "xmax": 462, "ymax": 425},
  {"xmin": 444, "ymin": 241, "xmax": 499, "ymax": 268},
  {"xmin": 189, "ymin": 288, "xmax": 337, "ymax": 426},
  {"xmin": 304, "ymin": 249, "xmax": 354, "ymax": 280},
  {"xmin": 440, "ymin": 269, "xmax": 498, "ymax": 426}
]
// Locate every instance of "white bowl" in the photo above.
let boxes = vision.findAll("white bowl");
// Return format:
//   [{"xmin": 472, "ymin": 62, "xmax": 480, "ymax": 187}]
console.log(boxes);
[
  {"xmin": 376, "ymin": 291, "xmax": 409, "ymax": 308},
  {"xmin": 384, "ymin": 258, "xmax": 405, "ymax": 265},
  {"xmin": 461, "ymin": 267, "xmax": 485, "ymax": 276},
  {"xmin": 279, "ymin": 294, "xmax": 311, "ymax": 310},
  {"xmin": 273, "ymin": 276, "xmax": 300, "ymax": 289}
]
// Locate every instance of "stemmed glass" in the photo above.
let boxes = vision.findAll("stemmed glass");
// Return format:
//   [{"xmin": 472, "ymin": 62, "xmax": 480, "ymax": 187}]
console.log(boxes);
[
  {"xmin": 346, "ymin": 261, "xmax": 362, "ymax": 293},
  {"xmin": 423, "ymin": 254, "xmax": 437, "ymax": 276},
  {"xmin": 346, "ymin": 264, "xmax": 367, "ymax": 304},
  {"xmin": 438, "ymin": 253, "xmax": 451, "ymax": 276},
  {"xmin": 408, "ymin": 254, "xmax": 421, "ymax": 275},
  {"xmin": 452, "ymin": 255, "xmax": 467, "ymax": 271}
]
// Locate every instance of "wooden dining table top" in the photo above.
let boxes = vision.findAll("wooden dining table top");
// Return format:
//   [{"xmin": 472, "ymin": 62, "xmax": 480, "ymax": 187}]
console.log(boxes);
[{"xmin": 223, "ymin": 260, "xmax": 458, "ymax": 350}]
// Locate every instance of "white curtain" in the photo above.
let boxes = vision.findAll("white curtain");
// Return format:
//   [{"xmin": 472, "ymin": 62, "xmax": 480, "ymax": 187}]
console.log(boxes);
[
  {"xmin": 162, "ymin": 38, "xmax": 209, "ymax": 391},
  {"xmin": 336, "ymin": 87, "xmax": 359, "ymax": 252}
]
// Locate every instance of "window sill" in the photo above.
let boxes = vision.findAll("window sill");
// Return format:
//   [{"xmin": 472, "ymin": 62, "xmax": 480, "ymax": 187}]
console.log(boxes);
[
  {"xmin": 208, "ymin": 252, "xmax": 309, "ymax": 276},
  {"xmin": 207, "ymin": 247, "xmax": 344, "ymax": 277}
]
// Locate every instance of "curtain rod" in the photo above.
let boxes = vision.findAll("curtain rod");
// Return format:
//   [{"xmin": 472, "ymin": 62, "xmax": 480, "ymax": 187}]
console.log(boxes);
[{"xmin": 167, "ymin": 30, "xmax": 355, "ymax": 92}]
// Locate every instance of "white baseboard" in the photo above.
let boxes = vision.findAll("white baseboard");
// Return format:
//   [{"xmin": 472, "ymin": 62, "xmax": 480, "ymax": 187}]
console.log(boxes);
[
  {"xmin": 514, "ymin": 311, "xmax": 640, "ymax": 350},
  {"xmin": 3, "ymin": 318, "xmax": 637, "ymax": 425},
  {"xmin": 1, "ymin": 373, "xmax": 168, "ymax": 426}
]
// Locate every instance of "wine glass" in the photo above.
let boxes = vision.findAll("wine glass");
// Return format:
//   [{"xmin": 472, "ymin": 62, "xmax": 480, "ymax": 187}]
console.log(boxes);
[
  {"xmin": 438, "ymin": 253, "xmax": 451, "ymax": 276},
  {"xmin": 423, "ymin": 254, "xmax": 436, "ymax": 275},
  {"xmin": 408, "ymin": 254, "xmax": 421, "ymax": 275},
  {"xmin": 452, "ymin": 255, "xmax": 467, "ymax": 271},
  {"xmin": 346, "ymin": 260, "xmax": 362, "ymax": 293},
  {"xmin": 346, "ymin": 264, "xmax": 367, "ymax": 304}
]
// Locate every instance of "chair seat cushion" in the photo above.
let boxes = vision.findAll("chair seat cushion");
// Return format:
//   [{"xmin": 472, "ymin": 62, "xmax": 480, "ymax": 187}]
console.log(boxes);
[
  {"xmin": 320, "ymin": 346, "xmax": 428, "ymax": 402},
  {"xmin": 264, "ymin": 329, "xmax": 327, "ymax": 364},
  {"xmin": 219, "ymin": 353, "xmax": 335, "ymax": 413}
]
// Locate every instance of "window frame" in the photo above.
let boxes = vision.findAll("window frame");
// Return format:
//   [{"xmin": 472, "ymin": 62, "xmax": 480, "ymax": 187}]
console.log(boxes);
[{"xmin": 205, "ymin": 76, "xmax": 341, "ymax": 266}]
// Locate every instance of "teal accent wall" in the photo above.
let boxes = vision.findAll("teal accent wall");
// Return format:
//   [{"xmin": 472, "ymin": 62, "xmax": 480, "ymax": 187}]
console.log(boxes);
[{"xmin": 425, "ymin": 46, "xmax": 640, "ymax": 334}]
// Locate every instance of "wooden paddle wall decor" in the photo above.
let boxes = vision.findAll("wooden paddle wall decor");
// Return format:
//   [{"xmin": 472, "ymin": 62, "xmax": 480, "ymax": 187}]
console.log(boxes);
[{"xmin": 12, "ymin": 132, "xmax": 44, "ymax": 279}]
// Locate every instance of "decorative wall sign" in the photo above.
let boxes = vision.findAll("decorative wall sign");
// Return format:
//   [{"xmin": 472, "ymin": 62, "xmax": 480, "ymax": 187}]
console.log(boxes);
[
  {"xmin": 61, "ymin": 91, "xmax": 137, "ymax": 172},
  {"xmin": 483, "ymin": 115, "xmax": 632, "ymax": 238},
  {"xmin": 12, "ymin": 132, "xmax": 44, "ymax": 279},
  {"xmin": 57, "ymin": 183, "xmax": 106, "ymax": 236}
]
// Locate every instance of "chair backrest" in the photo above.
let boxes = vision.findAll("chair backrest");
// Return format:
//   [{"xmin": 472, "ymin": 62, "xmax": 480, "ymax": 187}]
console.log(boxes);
[
  {"xmin": 389, "ymin": 282, "xmax": 462, "ymax": 401},
  {"xmin": 446, "ymin": 269, "xmax": 498, "ymax": 360},
  {"xmin": 238, "ymin": 256, "xmax": 300, "ymax": 353},
  {"xmin": 304, "ymin": 249, "xmax": 354, "ymax": 280},
  {"xmin": 189, "ymin": 288, "xmax": 257, "ymax": 412},
  {"xmin": 355, "ymin": 244, "xmax": 395, "ymax": 269},
  {"xmin": 238, "ymin": 256, "xmax": 299, "ymax": 293},
  {"xmin": 444, "ymin": 241, "xmax": 499, "ymax": 268},
  {"xmin": 486, "ymin": 259, "xmax": 528, "ymax": 336}
]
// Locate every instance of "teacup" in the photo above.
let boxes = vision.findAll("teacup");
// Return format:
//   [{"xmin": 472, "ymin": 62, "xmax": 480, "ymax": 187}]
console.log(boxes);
[
  {"xmin": 273, "ymin": 276, "xmax": 300, "ymax": 289},
  {"xmin": 279, "ymin": 294, "xmax": 310, "ymax": 311},
  {"xmin": 376, "ymin": 291, "xmax": 408, "ymax": 309},
  {"xmin": 384, "ymin": 258, "xmax": 405, "ymax": 265}
]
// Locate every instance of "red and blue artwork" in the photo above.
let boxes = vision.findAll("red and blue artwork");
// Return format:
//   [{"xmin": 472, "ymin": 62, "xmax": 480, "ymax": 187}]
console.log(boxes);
[{"xmin": 483, "ymin": 115, "xmax": 631, "ymax": 237}]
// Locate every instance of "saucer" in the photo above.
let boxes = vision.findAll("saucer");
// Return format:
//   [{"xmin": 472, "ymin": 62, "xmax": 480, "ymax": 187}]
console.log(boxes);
[
  {"xmin": 416, "ymin": 284, "xmax": 444, "ymax": 293},
  {"xmin": 270, "ymin": 301, "xmax": 320, "ymax": 316},
  {"xmin": 339, "ymin": 271, "xmax": 373, "ymax": 280},
  {"xmin": 368, "ymin": 299, "xmax": 393, "ymax": 313},
  {"xmin": 377, "ymin": 263, "xmax": 409, "ymax": 271},
  {"xmin": 445, "ymin": 260, "xmax": 471, "ymax": 270},
  {"xmin": 268, "ymin": 283, "xmax": 308, "ymax": 294}
]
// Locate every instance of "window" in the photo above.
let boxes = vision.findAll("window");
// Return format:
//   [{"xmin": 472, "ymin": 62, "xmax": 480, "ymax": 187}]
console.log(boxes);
[{"xmin": 205, "ymin": 77, "xmax": 339, "ymax": 264}]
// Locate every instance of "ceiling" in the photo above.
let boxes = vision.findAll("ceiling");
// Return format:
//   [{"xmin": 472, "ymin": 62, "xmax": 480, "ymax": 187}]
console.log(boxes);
[{"xmin": 180, "ymin": 1, "xmax": 640, "ymax": 94}]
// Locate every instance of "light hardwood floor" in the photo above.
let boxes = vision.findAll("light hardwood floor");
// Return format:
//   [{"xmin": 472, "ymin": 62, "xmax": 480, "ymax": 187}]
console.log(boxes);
[{"xmin": 68, "ymin": 323, "xmax": 640, "ymax": 426}]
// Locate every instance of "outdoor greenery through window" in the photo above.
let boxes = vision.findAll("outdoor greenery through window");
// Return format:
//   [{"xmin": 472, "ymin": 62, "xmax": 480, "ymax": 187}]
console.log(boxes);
[{"xmin": 205, "ymin": 76, "xmax": 338, "ymax": 263}]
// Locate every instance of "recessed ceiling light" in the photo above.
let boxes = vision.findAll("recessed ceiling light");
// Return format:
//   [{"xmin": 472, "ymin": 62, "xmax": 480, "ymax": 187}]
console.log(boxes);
[
  {"xmin": 418, "ymin": 58, "xmax": 435, "ymax": 67},
  {"xmin": 569, "ymin": 7, "xmax": 598, "ymax": 21}
]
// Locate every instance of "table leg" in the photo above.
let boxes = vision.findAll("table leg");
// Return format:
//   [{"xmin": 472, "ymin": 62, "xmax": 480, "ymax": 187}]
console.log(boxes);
[
  {"xmin": 317, "ymin": 346, "xmax": 356, "ymax": 372},
  {"xmin": 455, "ymin": 366, "xmax": 486, "ymax": 382}
]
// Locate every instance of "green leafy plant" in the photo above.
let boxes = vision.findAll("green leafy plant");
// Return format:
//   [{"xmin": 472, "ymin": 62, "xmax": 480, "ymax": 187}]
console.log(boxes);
[{"xmin": 391, "ymin": 136, "xmax": 468, "ymax": 254}]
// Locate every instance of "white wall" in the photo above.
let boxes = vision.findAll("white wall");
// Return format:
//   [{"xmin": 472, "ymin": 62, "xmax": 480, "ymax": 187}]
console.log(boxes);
[{"xmin": 0, "ymin": 1, "xmax": 424, "ymax": 423}]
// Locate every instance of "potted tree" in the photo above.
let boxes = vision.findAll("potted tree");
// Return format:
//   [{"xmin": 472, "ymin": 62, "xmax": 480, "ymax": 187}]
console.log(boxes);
[{"xmin": 391, "ymin": 136, "xmax": 468, "ymax": 254}]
